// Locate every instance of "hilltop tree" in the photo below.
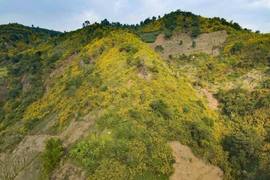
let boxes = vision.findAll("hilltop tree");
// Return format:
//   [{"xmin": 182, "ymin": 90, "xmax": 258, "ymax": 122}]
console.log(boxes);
[
  {"xmin": 101, "ymin": 19, "xmax": 110, "ymax": 26},
  {"xmin": 85, "ymin": 20, "xmax": 90, "ymax": 26}
]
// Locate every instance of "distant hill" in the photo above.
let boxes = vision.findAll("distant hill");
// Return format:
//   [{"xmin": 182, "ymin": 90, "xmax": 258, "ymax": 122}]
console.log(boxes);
[
  {"xmin": 0, "ymin": 23, "xmax": 61, "ymax": 63},
  {"xmin": 0, "ymin": 10, "xmax": 269, "ymax": 180}
]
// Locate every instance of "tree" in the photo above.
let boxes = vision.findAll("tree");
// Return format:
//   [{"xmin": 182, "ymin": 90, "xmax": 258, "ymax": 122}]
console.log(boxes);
[
  {"xmin": 143, "ymin": 18, "xmax": 152, "ymax": 25},
  {"xmin": 40, "ymin": 138, "xmax": 64, "ymax": 179},
  {"xmin": 101, "ymin": 19, "xmax": 110, "ymax": 26},
  {"xmin": 85, "ymin": 20, "xmax": 90, "ymax": 26},
  {"xmin": 191, "ymin": 27, "xmax": 201, "ymax": 37}
]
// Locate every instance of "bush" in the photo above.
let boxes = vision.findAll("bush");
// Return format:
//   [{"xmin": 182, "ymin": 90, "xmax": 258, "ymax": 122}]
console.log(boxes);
[
  {"xmin": 150, "ymin": 100, "xmax": 172, "ymax": 120},
  {"xmin": 191, "ymin": 27, "xmax": 201, "ymax": 37},
  {"xmin": 119, "ymin": 44, "xmax": 138, "ymax": 54},
  {"xmin": 230, "ymin": 42, "xmax": 243, "ymax": 54},
  {"xmin": 192, "ymin": 41, "xmax": 196, "ymax": 48},
  {"xmin": 179, "ymin": 40, "xmax": 183, "ymax": 45},
  {"xmin": 40, "ymin": 138, "xmax": 64, "ymax": 179},
  {"xmin": 164, "ymin": 31, "xmax": 173, "ymax": 39},
  {"xmin": 155, "ymin": 45, "xmax": 164, "ymax": 52}
]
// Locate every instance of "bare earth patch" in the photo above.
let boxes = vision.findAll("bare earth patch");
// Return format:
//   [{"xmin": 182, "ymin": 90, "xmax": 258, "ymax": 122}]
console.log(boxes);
[
  {"xmin": 149, "ymin": 31, "xmax": 228, "ymax": 59},
  {"xmin": 5, "ymin": 110, "xmax": 99, "ymax": 180},
  {"xmin": 169, "ymin": 141, "xmax": 223, "ymax": 180},
  {"xmin": 51, "ymin": 163, "xmax": 86, "ymax": 180},
  {"xmin": 190, "ymin": 83, "xmax": 219, "ymax": 110},
  {"xmin": 202, "ymin": 89, "xmax": 219, "ymax": 110}
]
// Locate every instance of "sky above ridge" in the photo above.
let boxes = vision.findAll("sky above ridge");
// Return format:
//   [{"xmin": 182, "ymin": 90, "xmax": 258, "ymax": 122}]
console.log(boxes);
[{"xmin": 0, "ymin": 0, "xmax": 269, "ymax": 33}]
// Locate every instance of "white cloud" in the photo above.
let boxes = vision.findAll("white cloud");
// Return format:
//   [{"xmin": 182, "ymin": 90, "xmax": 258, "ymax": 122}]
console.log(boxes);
[
  {"xmin": 113, "ymin": 0, "xmax": 129, "ymax": 14},
  {"xmin": 68, "ymin": 10, "xmax": 100, "ymax": 30},
  {"xmin": 249, "ymin": 0, "xmax": 270, "ymax": 8},
  {"xmin": 0, "ymin": 0, "xmax": 269, "ymax": 33}
]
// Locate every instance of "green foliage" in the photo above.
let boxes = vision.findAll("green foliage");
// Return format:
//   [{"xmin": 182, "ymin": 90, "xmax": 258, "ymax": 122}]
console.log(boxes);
[
  {"xmin": 230, "ymin": 42, "xmax": 243, "ymax": 54},
  {"xmin": 119, "ymin": 43, "xmax": 139, "ymax": 53},
  {"xmin": 140, "ymin": 32, "xmax": 160, "ymax": 43},
  {"xmin": 191, "ymin": 27, "xmax": 201, "ymax": 37},
  {"xmin": 24, "ymin": 118, "xmax": 39, "ymax": 131},
  {"xmin": 192, "ymin": 41, "xmax": 196, "ymax": 48},
  {"xmin": 223, "ymin": 126, "xmax": 263, "ymax": 178},
  {"xmin": 179, "ymin": 40, "xmax": 183, "ymax": 45},
  {"xmin": 155, "ymin": 45, "xmax": 164, "ymax": 53},
  {"xmin": 150, "ymin": 100, "xmax": 172, "ymax": 120},
  {"xmin": 164, "ymin": 31, "xmax": 173, "ymax": 39},
  {"xmin": 40, "ymin": 138, "xmax": 64, "ymax": 179}
]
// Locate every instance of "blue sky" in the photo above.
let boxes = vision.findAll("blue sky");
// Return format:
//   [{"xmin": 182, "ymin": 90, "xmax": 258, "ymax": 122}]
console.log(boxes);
[{"xmin": 0, "ymin": 0, "xmax": 269, "ymax": 33}]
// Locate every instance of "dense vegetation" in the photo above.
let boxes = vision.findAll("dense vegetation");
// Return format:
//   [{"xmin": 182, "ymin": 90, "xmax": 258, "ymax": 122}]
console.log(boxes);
[{"xmin": 0, "ymin": 9, "xmax": 269, "ymax": 180}]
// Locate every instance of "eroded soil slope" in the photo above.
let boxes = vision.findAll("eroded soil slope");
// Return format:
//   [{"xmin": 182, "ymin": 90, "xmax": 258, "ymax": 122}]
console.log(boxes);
[
  {"xmin": 169, "ymin": 141, "xmax": 223, "ymax": 180},
  {"xmin": 149, "ymin": 31, "xmax": 228, "ymax": 59}
]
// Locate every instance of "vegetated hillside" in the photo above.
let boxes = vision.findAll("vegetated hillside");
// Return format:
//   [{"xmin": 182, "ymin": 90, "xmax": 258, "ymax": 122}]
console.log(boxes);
[
  {"xmin": 0, "ymin": 10, "xmax": 269, "ymax": 180},
  {"xmin": 0, "ymin": 23, "xmax": 61, "ymax": 123},
  {"xmin": 0, "ymin": 23, "xmax": 61, "ymax": 61},
  {"xmin": 138, "ymin": 10, "xmax": 246, "ymax": 43}
]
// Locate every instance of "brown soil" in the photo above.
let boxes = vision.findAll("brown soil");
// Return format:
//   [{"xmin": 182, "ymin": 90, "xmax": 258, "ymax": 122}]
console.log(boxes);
[
  {"xmin": 202, "ymin": 89, "xmax": 219, "ymax": 110},
  {"xmin": 51, "ymin": 163, "xmax": 86, "ymax": 180},
  {"xmin": 149, "ymin": 31, "xmax": 228, "ymax": 59},
  {"xmin": 8, "ymin": 110, "xmax": 101, "ymax": 180},
  {"xmin": 153, "ymin": 33, "xmax": 165, "ymax": 45},
  {"xmin": 49, "ymin": 54, "xmax": 77, "ymax": 78},
  {"xmin": 169, "ymin": 141, "xmax": 223, "ymax": 180}
]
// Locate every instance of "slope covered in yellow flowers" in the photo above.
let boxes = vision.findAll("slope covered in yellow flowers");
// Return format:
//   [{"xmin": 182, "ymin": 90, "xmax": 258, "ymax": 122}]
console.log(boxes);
[{"xmin": 20, "ymin": 30, "xmax": 229, "ymax": 179}]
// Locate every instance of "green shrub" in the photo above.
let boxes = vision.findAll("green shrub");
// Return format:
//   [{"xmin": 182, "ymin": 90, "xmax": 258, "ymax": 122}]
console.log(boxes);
[
  {"xmin": 164, "ymin": 31, "xmax": 173, "ymax": 39},
  {"xmin": 179, "ymin": 40, "xmax": 183, "ymax": 45},
  {"xmin": 24, "ymin": 118, "xmax": 39, "ymax": 131},
  {"xmin": 40, "ymin": 138, "xmax": 64, "ymax": 179},
  {"xmin": 230, "ymin": 42, "xmax": 243, "ymax": 54},
  {"xmin": 192, "ymin": 41, "xmax": 196, "ymax": 48},
  {"xmin": 150, "ymin": 100, "xmax": 172, "ymax": 120},
  {"xmin": 119, "ymin": 43, "xmax": 138, "ymax": 53},
  {"xmin": 155, "ymin": 45, "xmax": 164, "ymax": 52},
  {"xmin": 191, "ymin": 27, "xmax": 201, "ymax": 37}
]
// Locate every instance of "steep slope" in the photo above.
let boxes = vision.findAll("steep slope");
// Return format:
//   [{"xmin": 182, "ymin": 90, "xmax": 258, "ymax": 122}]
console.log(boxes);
[
  {"xmin": 0, "ymin": 30, "xmax": 230, "ymax": 180},
  {"xmin": 0, "ymin": 23, "xmax": 62, "ymax": 126}
]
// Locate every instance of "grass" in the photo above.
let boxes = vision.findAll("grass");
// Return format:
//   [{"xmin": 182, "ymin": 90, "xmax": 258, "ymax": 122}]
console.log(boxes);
[
  {"xmin": 0, "ymin": 67, "xmax": 7, "ymax": 76},
  {"xmin": 140, "ymin": 31, "xmax": 160, "ymax": 43}
]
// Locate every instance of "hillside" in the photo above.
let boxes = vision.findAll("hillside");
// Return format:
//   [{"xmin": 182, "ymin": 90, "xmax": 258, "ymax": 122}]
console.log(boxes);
[
  {"xmin": 0, "ymin": 10, "xmax": 269, "ymax": 180},
  {"xmin": 0, "ymin": 23, "xmax": 61, "ymax": 61}
]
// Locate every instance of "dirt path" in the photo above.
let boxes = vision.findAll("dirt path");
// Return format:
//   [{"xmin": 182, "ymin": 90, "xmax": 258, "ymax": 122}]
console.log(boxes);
[
  {"xmin": 189, "ymin": 83, "xmax": 219, "ymax": 110},
  {"xmin": 152, "ymin": 33, "xmax": 165, "ymax": 45},
  {"xmin": 169, "ymin": 141, "xmax": 223, "ymax": 180},
  {"xmin": 202, "ymin": 89, "xmax": 219, "ymax": 110}
]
